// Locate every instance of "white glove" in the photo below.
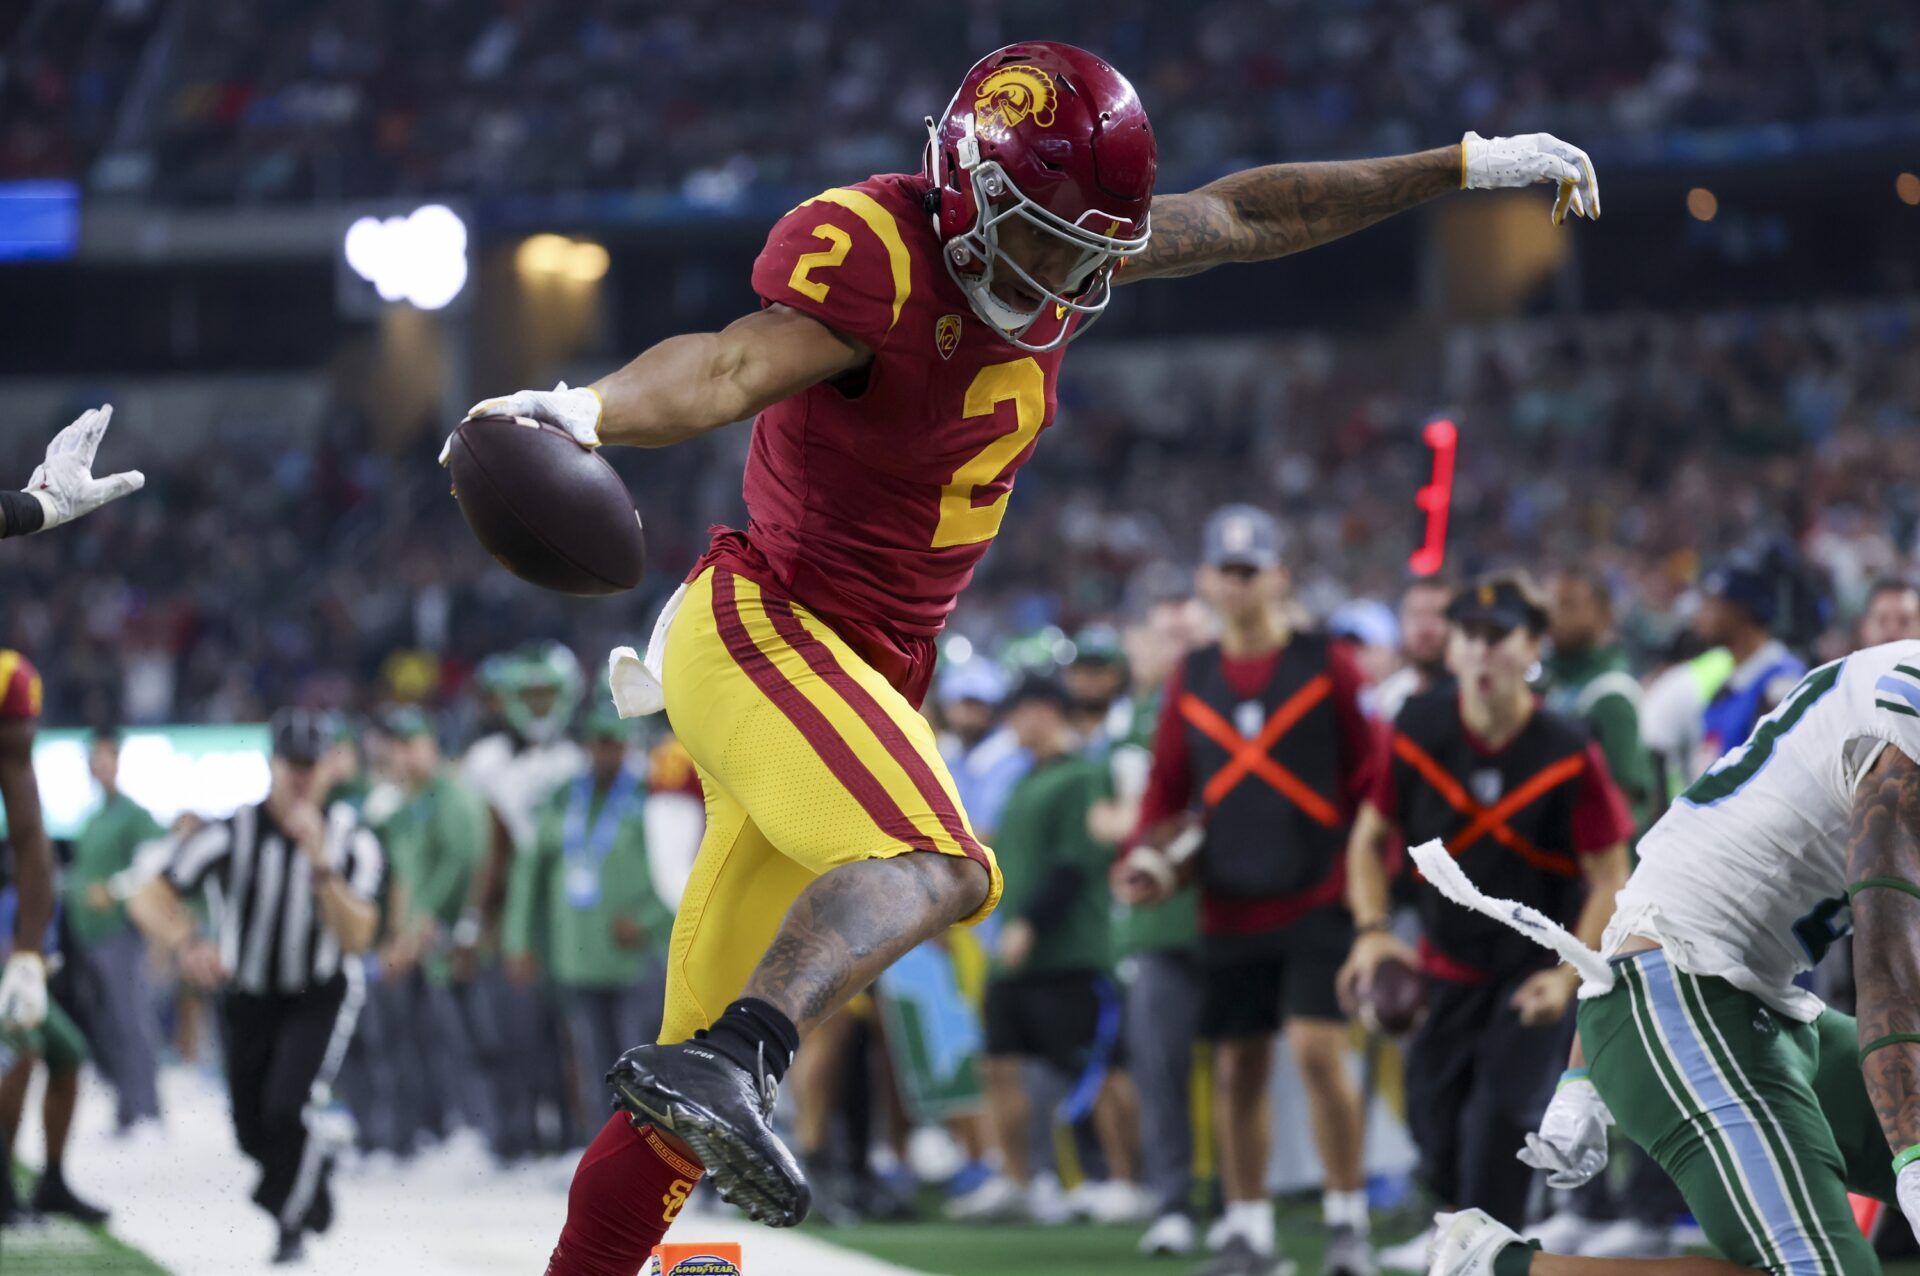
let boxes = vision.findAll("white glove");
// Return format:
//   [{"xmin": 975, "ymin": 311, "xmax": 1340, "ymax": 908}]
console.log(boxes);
[
  {"xmin": 0, "ymin": 952, "xmax": 48, "ymax": 1032},
  {"xmin": 1461, "ymin": 131, "xmax": 1601, "ymax": 224},
  {"xmin": 441, "ymin": 381, "xmax": 603, "ymax": 463},
  {"xmin": 1518, "ymin": 1074, "xmax": 1614, "ymax": 1187},
  {"xmin": 26, "ymin": 406, "xmax": 144, "ymax": 531},
  {"xmin": 1899, "ymin": 1160, "xmax": 1920, "ymax": 1244}
]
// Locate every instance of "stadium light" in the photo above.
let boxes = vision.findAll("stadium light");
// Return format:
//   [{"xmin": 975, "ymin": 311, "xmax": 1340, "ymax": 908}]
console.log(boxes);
[
  {"xmin": 1898, "ymin": 173, "xmax": 1920, "ymax": 207},
  {"xmin": 518, "ymin": 233, "xmax": 611, "ymax": 283},
  {"xmin": 343, "ymin": 204, "xmax": 469, "ymax": 310}
]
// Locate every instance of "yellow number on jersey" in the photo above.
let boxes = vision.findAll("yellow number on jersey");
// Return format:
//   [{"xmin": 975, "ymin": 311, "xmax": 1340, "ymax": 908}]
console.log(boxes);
[
  {"xmin": 786, "ymin": 224, "xmax": 852, "ymax": 302},
  {"xmin": 932, "ymin": 357, "xmax": 1047, "ymax": 548}
]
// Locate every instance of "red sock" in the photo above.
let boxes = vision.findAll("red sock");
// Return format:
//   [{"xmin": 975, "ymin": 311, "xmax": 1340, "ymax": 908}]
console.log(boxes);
[{"xmin": 546, "ymin": 1115, "xmax": 705, "ymax": 1276}]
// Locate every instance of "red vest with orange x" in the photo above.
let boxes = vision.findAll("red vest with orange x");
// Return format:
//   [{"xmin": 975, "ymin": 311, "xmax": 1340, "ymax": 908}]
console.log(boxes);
[{"xmin": 1177, "ymin": 634, "xmax": 1347, "ymax": 904}]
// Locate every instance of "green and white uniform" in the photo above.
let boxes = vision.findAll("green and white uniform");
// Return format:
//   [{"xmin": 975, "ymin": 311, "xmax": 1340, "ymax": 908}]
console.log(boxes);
[{"xmin": 1580, "ymin": 643, "xmax": 1920, "ymax": 1275}]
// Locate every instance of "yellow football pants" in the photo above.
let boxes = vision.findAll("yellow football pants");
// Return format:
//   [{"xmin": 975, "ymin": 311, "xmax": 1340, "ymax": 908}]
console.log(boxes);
[{"xmin": 657, "ymin": 567, "xmax": 1002, "ymax": 1044}]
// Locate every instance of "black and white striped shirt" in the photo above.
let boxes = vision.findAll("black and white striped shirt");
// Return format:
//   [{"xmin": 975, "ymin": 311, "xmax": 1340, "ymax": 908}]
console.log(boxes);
[{"xmin": 164, "ymin": 801, "xmax": 385, "ymax": 996}]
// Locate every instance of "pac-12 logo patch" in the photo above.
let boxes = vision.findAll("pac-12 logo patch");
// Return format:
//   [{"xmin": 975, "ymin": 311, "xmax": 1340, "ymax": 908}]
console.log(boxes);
[
  {"xmin": 666, "ymin": 1258, "xmax": 741, "ymax": 1276},
  {"xmin": 935, "ymin": 313, "xmax": 963, "ymax": 360},
  {"xmin": 974, "ymin": 64, "xmax": 1058, "ymax": 135}
]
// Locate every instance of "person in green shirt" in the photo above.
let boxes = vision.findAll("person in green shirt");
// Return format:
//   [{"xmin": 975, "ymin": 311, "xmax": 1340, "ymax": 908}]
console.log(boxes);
[
  {"xmin": 1090, "ymin": 597, "xmax": 1209, "ymax": 1253},
  {"xmin": 67, "ymin": 729, "xmax": 165, "ymax": 1131},
  {"xmin": 1544, "ymin": 569, "xmax": 1656, "ymax": 833},
  {"xmin": 502, "ymin": 706, "xmax": 672, "ymax": 1146},
  {"xmin": 950, "ymin": 674, "xmax": 1152, "ymax": 1225},
  {"xmin": 378, "ymin": 709, "xmax": 491, "ymax": 1150}
]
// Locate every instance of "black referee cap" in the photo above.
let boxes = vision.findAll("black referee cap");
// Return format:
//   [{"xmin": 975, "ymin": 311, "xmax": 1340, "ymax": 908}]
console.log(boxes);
[{"xmin": 270, "ymin": 708, "xmax": 337, "ymax": 764}]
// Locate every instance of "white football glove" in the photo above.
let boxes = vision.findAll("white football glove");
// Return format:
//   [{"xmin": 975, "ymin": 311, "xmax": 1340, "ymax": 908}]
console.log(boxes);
[
  {"xmin": 0, "ymin": 952, "xmax": 48, "ymax": 1032},
  {"xmin": 440, "ymin": 381, "xmax": 603, "ymax": 464},
  {"xmin": 1461, "ymin": 131, "xmax": 1601, "ymax": 225},
  {"xmin": 1517, "ymin": 1074, "xmax": 1614, "ymax": 1187},
  {"xmin": 26, "ymin": 406, "xmax": 144, "ymax": 531},
  {"xmin": 1899, "ymin": 1160, "xmax": 1920, "ymax": 1245}
]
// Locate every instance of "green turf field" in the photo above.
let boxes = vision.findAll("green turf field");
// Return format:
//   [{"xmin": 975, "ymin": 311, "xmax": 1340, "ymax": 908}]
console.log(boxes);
[
  {"xmin": 811, "ymin": 1194, "xmax": 1920, "ymax": 1276},
  {"xmin": 3, "ymin": 1162, "xmax": 167, "ymax": 1275}
]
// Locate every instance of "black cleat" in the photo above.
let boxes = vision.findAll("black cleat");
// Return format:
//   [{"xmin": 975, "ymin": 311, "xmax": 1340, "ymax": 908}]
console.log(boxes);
[
  {"xmin": 271, "ymin": 1227, "xmax": 306, "ymax": 1265},
  {"xmin": 30, "ymin": 1171, "xmax": 109, "ymax": 1225},
  {"xmin": 607, "ymin": 1040, "xmax": 811, "ymax": 1227}
]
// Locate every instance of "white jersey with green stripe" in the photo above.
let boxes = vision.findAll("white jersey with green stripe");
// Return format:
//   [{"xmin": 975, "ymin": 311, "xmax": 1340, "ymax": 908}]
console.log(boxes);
[{"xmin": 1604, "ymin": 640, "xmax": 1920, "ymax": 1022}]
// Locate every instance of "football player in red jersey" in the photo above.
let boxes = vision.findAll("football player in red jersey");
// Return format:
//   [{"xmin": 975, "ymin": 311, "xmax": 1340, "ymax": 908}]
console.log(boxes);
[{"xmin": 461, "ymin": 41, "xmax": 1599, "ymax": 1271}]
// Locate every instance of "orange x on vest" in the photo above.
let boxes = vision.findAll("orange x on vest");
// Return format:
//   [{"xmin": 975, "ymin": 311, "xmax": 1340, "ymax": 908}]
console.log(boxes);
[
  {"xmin": 1390, "ymin": 732, "xmax": 1585, "ymax": 878},
  {"xmin": 1179, "ymin": 674, "xmax": 1338, "ymax": 827}
]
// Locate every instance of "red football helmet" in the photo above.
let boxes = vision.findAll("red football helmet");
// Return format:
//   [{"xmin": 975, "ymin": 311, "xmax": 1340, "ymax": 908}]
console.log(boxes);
[{"xmin": 924, "ymin": 42, "xmax": 1156, "ymax": 352}]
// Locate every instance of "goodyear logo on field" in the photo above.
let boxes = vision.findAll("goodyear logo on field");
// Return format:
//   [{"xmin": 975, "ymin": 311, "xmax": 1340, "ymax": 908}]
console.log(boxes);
[{"xmin": 667, "ymin": 1258, "xmax": 742, "ymax": 1276}]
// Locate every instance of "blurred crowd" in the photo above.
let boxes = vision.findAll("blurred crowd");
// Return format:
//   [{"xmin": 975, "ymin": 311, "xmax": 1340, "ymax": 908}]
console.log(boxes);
[
  {"xmin": 5, "ymin": 0, "xmax": 1918, "ymax": 202},
  {"xmin": 5, "ymin": 298, "xmax": 1918, "ymax": 729}
]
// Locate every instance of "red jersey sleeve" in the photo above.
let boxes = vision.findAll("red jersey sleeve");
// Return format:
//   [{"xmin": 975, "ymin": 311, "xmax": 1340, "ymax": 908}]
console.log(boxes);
[
  {"xmin": 1326, "ymin": 640, "xmax": 1381, "ymax": 818},
  {"xmin": 0, "ymin": 651, "xmax": 43, "ymax": 721},
  {"xmin": 1572, "ymin": 741, "xmax": 1634, "ymax": 854},
  {"xmin": 1127, "ymin": 663, "xmax": 1195, "ymax": 849},
  {"xmin": 751, "ymin": 188, "xmax": 912, "ymax": 353}
]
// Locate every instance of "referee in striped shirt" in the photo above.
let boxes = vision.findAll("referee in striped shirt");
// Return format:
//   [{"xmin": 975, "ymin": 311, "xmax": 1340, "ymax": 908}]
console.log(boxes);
[{"xmin": 132, "ymin": 709, "xmax": 385, "ymax": 1265}]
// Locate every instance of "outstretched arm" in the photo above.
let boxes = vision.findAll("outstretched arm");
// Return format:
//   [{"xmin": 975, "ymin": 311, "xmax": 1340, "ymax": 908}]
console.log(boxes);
[
  {"xmin": 1847, "ymin": 746, "xmax": 1920, "ymax": 1164},
  {"xmin": 1121, "ymin": 132, "xmax": 1597, "ymax": 284},
  {"xmin": 589, "ymin": 305, "xmax": 869, "ymax": 447},
  {"xmin": 451, "ymin": 305, "xmax": 869, "ymax": 455}
]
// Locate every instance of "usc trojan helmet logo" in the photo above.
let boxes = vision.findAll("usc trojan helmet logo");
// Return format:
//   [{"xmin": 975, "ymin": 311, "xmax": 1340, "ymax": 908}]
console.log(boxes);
[{"xmin": 973, "ymin": 65, "xmax": 1057, "ymax": 135}]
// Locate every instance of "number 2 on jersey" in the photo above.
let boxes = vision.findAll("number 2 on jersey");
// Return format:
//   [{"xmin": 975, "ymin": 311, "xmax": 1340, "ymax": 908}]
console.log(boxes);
[
  {"xmin": 786, "ymin": 224, "xmax": 852, "ymax": 302},
  {"xmin": 932, "ymin": 357, "xmax": 1046, "ymax": 548}
]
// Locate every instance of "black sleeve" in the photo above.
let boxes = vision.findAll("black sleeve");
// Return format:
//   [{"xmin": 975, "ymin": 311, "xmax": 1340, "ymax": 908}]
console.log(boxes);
[{"xmin": 0, "ymin": 490, "xmax": 44, "ymax": 538}]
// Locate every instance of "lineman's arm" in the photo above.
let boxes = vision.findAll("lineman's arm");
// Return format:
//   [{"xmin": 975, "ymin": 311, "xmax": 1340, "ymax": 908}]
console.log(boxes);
[
  {"xmin": 1846, "ymin": 747, "xmax": 1920, "ymax": 1165},
  {"xmin": 1121, "ymin": 133, "xmax": 1597, "ymax": 285},
  {"xmin": 454, "ymin": 306, "xmax": 869, "ymax": 453}
]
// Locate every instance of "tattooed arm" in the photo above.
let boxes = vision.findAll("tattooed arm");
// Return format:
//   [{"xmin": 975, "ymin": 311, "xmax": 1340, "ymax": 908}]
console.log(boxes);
[
  {"xmin": 1847, "ymin": 746, "xmax": 1920, "ymax": 1162},
  {"xmin": 1121, "ymin": 147, "xmax": 1462, "ymax": 283},
  {"xmin": 1120, "ymin": 131, "xmax": 1599, "ymax": 284}
]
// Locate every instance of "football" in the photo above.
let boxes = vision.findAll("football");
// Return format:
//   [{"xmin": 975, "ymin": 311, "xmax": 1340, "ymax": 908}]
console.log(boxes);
[
  {"xmin": 1360, "ymin": 955, "xmax": 1426, "ymax": 1036},
  {"xmin": 446, "ymin": 414, "xmax": 645, "ymax": 596}
]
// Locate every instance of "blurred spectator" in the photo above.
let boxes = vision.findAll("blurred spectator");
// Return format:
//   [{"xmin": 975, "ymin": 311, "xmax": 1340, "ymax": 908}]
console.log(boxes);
[
  {"xmin": 11, "ymin": 1, "xmax": 1919, "ymax": 204},
  {"xmin": 1372, "ymin": 579, "xmax": 1455, "ymax": 723},
  {"xmin": 1098, "ymin": 595, "xmax": 1209, "ymax": 1256},
  {"xmin": 1543, "ymin": 569, "xmax": 1657, "ymax": 827},
  {"xmin": 502, "ymin": 706, "xmax": 669, "ymax": 1145},
  {"xmin": 1694, "ymin": 560, "xmax": 1809, "ymax": 774},
  {"xmin": 950, "ymin": 674, "xmax": 1150, "ymax": 1227},
  {"xmin": 66, "ymin": 728, "xmax": 166, "ymax": 1133},
  {"xmin": 1857, "ymin": 576, "xmax": 1920, "ymax": 647}
]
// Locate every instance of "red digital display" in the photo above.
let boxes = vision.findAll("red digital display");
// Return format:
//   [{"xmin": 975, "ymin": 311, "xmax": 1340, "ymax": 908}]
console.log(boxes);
[{"xmin": 1409, "ymin": 417, "xmax": 1457, "ymax": 577}]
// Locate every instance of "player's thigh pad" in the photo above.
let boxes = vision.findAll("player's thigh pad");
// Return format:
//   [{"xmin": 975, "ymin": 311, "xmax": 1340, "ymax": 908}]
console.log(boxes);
[
  {"xmin": 1583, "ymin": 951, "xmax": 1876, "ymax": 1276},
  {"xmin": 662, "ymin": 568, "xmax": 999, "ymax": 923}
]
